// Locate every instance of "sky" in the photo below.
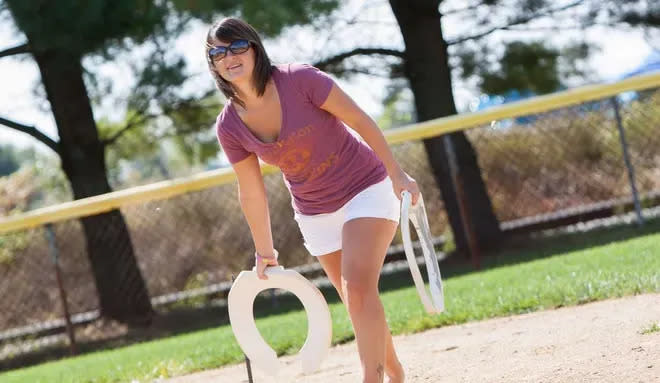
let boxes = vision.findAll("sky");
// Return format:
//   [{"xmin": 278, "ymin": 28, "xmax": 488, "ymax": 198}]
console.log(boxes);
[{"xmin": 0, "ymin": 1, "xmax": 655, "ymax": 152}]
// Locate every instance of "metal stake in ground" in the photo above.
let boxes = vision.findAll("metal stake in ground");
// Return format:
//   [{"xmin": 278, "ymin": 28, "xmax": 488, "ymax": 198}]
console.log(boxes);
[
  {"xmin": 45, "ymin": 223, "xmax": 77, "ymax": 356},
  {"xmin": 611, "ymin": 96, "xmax": 644, "ymax": 226},
  {"xmin": 232, "ymin": 274, "xmax": 254, "ymax": 383}
]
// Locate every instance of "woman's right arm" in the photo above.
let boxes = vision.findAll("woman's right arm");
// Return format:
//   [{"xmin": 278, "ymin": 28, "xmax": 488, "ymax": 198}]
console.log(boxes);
[{"xmin": 232, "ymin": 153, "xmax": 278, "ymax": 279}]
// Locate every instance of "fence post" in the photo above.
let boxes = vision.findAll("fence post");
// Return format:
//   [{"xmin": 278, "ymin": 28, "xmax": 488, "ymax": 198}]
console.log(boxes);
[
  {"xmin": 45, "ymin": 223, "xmax": 77, "ymax": 355},
  {"xmin": 610, "ymin": 97, "xmax": 644, "ymax": 226},
  {"xmin": 442, "ymin": 135, "xmax": 481, "ymax": 269}
]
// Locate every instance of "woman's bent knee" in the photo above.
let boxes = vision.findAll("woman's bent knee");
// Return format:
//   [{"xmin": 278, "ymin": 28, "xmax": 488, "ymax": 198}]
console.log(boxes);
[{"xmin": 342, "ymin": 277, "xmax": 377, "ymax": 314}]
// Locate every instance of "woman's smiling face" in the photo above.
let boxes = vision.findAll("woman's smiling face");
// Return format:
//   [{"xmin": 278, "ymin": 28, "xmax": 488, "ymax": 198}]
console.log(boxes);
[
  {"xmin": 211, "ymin": 39, "xmax": 256, "ymax": 85},
  {"xmin": 205, "ymin": 18, "xmax": 274, "ymax": 106}
]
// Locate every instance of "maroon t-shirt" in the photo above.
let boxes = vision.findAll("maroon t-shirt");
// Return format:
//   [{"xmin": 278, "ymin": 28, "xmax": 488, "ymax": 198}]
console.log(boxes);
[{"xmin": 216, "ymin": 63, "xmax": 387, "ymax": 215}]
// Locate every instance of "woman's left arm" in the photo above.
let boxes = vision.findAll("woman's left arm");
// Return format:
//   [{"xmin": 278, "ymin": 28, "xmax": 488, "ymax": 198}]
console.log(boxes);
[{"xmin": 320, "ymin": 83, "xmax": 420, "ymax": 204}]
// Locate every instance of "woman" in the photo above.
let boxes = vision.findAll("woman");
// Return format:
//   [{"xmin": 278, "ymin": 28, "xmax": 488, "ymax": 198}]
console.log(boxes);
[{"xmin": 206, "ymin": 17, "xmax": 419, "ymax": 383}]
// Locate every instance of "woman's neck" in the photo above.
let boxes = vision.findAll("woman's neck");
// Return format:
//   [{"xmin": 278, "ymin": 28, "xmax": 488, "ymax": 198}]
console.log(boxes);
[{"xmin": 234, "ymin": 79, "xmax": 271, "ymax": 110}]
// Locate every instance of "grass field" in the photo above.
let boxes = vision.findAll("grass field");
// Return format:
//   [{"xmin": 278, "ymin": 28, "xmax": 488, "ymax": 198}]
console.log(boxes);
[{"xmin": 1, "ymin": 219, "xmax": 659, "ymax": 383}]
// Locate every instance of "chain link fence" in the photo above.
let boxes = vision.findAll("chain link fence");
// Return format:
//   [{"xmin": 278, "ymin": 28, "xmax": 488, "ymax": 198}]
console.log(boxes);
[
  {"xmin": 0, "ymin": 86, "xmax": 658, "ymax": 366},
  {"xmin": 470, "ymin": 90, "xmax": 660, "ymax": 225}
]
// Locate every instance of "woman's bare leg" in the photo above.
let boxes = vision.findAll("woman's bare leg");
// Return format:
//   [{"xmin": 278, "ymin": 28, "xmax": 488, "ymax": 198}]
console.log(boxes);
[
  {"xmin": 317, "ymin": 217, "xmax": 403, "ymax": 382},
  {"xmin": 318, "ymin": 250, "xmax": 404, "ymax": 382}
]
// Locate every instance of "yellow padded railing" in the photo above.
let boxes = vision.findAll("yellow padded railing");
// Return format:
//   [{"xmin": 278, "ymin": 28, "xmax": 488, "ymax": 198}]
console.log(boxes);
[{"xmin": 1, "ymin": 71, "xmax": 659, "ymax": 234}]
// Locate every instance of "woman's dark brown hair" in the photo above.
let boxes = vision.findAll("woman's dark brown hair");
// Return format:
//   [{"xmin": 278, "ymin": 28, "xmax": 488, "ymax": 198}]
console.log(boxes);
[{"xmin": 205, "ymin": 18, "xmax": 273, "ymax": 108}]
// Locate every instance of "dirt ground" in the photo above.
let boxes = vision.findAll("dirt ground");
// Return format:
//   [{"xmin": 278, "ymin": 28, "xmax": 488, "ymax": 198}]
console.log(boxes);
[{"xmin": 166, "ymin": 293, "xmax": 660, "ymax": 383}]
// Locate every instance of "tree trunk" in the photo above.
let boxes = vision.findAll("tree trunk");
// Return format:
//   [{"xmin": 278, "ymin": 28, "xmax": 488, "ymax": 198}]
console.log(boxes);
[
  {"xmin": 389, "ymin": 0, "xmax": 502, "ymax": 254},
  {"xmin": 32, "ymin": 50, "xmax": 154, "ymax": 325}
]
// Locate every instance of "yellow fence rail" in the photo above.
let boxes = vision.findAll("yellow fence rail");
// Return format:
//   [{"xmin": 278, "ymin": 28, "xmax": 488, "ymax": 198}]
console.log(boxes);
[{"xmin": 1, "ymin": 71, "xmax": 659, "ymax": 234}]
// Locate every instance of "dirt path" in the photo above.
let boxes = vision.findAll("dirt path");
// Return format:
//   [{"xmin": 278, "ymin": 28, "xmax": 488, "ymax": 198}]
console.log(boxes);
[{"xmin": 166, "ymin": 294, "xmax": 660, "ymax": 382}]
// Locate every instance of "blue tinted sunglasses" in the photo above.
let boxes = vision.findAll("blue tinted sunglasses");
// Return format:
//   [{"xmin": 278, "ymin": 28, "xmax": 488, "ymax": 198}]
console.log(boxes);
[{"xmin": 208, "ymin": 39, "xmax": 251, "ymax": 61}]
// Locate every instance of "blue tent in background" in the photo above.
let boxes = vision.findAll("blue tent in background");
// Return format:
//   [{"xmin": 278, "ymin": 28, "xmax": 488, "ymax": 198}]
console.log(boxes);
[
  {"xmin": 474, "ymin": 50, "xmax": 660, "ymax": 118},
  {"xmin": 470, "ymin": 51, "xmax": 660, "ymax": 128},
  {"xmin": 613, "ymin": 50, "xmax": 660, "ymax": 103},
  {"xmin": 474, "ymin": 89, "xmax": 537, "ymax": 111},
  {"xmin": 473, "ymin": 89, "xmax": 538, "ymax": 126},
  {"xmin": 618, "ymin": 51, "xmax": 660, "ymax": 79}
]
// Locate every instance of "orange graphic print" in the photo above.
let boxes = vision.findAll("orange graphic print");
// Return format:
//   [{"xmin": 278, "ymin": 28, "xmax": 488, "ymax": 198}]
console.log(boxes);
[
  {"xmin": 266, "ymin": 125, "xmax": 338, "ymax": 181},
  {"xmin": 279, "ymin": 148, "xmax": 312, "ymax": 174},
  {"xmin": 307, "ymin": 152, "xmax": 338, "ymax": 181}
]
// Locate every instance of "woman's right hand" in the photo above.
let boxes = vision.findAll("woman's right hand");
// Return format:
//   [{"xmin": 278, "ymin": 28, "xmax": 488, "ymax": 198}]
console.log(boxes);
[
  {"xmin": 391, "ymin": 169, "xmax": 420, "ymax": 206},
  {"xmin": 255, "ymin": 251, "xmax": 279, "ymax": 280},
  {"xmin": 232, "ymin": 155, "xmax": 280, "ymax": 281}
]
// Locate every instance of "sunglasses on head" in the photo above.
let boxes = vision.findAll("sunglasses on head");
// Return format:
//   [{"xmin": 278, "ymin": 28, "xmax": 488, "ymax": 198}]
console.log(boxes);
[{"xmin": 209, "ymin": 39, "xmax": 251, "ymax": 61}]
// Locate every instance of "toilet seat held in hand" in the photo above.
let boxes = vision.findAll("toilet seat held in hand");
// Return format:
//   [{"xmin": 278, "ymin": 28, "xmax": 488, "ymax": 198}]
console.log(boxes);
[
  {"xmin": 228, "ymin": 266, "xmax": 332, "ymax": 376},
  {"xmin": 400, "ymin": 191, "xmax": 445, "ymax": 314}
]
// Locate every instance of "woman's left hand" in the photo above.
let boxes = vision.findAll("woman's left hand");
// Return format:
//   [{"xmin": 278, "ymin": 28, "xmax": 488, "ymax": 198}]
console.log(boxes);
[{"xmin": 391, "ymin": 170, "xmax": 420, "ymax": 206}]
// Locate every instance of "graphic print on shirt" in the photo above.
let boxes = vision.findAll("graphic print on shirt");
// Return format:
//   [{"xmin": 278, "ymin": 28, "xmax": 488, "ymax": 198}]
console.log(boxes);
[
  {"xmin": 279, "ymin": 148, "xmax": 311, "ymax": 174},
  {"xmin": 307, "ymin": 152, "xmax": 338, "ymax": 181},
  {"xmin": 261, "ymin": 124, "xmax": 337, "ymax": 182}
]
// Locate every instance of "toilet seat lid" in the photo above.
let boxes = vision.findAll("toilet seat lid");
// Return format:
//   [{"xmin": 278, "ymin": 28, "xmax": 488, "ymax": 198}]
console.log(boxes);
[{"xmin": 228, "ymin": 266, "xmax": 332, "ymax": 376}]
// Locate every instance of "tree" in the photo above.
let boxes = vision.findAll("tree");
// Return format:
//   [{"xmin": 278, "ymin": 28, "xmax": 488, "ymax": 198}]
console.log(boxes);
[
  {"xmin": 0, "ymin": 144, "xmax": 23, "ymax": 177},
  {"xmin": 312, "ymin": 0, "xmax": 658, "ymax": 257},
  {"xmin": 100, "ymin": 93, "xmax": 224, "ymax": 188},
  {"xmin": 460, "ymin": 41, "xmax": 590, "ymax": 96},
  {"xmin": 0, "ymin": 0, "xmax": 339, "ymax": 325}
]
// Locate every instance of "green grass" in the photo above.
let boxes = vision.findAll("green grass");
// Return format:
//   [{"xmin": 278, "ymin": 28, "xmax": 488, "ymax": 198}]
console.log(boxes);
[
  {"xmin": 2, "ymin": 224, "xmax": 659, "ymax": 383},
  {"xmin": 640, "ymin": 322, "xmax": 660, "ymax": 335}
]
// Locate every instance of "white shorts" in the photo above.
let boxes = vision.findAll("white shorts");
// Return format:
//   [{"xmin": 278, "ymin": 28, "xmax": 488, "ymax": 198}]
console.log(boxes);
[{"xmin": 294, "ymin": 176, "xmax": 401, "ymax": 257}]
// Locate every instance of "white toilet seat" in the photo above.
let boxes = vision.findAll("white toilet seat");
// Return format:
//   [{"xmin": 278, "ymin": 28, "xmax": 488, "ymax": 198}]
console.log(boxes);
[
  {"xmin": 228, "ymin": 266, "xmax": 332, "ymax": 376},
  {"xmin": 401, "ymin": 191, "xmax": 445, "ymax": 314}
]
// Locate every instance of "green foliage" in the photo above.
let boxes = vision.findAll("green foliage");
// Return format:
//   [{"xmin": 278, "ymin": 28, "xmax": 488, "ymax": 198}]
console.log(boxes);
[
  {"xmin": 589, "ymin": 1, "xmax": 660, "ymax": 28},
  {"xmin": 377, "ymin": 81, "xmax": 415, "ymax": 130},
  {"xmin": 0, "ymin": 231, "xmax": 30, "ymax": 265},
  {"xmin": 480, "ymin": 41, "xmax": 561, "ymax": 95},
  {"xmin": 171, "ymin": 0, "xmax": 340, "ymax": 36},
  {"xmin": 444, "ymin": 1, "xmax": 654, "ymax": 98},
  {"xmin": 6, "ymin": 0, "xmax": 170, "ymax": 55},
  {"xmin": 0, "ymin": 144, "xmax": 24, "ymax": 177},
  {"xmin": 100, "ymin": 92, "xmax": 223, "ymax": 188},
  {"xmin": 560, "ymin": 42, "xmax": 596, "ymax": 80},
  {"xmin": 441, "ymin": 227, "xmax": 456, "ymax": 253},
  {"xmin": 240, "ymin": 0, "xmax": 339, "ymax": 36},
  {"xmin": 640, "ymin": 322, "xmax": 660, "ymax": 335},
  {"xmin": 128, "ymin": 58, "xmax": 188, "ymax": 111},
  {"xmin": 174, "ymin": 272, "xmax": 212, "ymax": 308},
  {"xmin": 99, "ymin": 117, "xmax": 163, "ymax": 188},
  {"xmin": 517, "ymin": 0, "xmax": 547, "ymax": 13},
  {"xmin": 164, "ymin": 94, "xmax": 223, "ymax": 169},
  {"xmin": 456, "ymin": 40, "xmax": 593, "ymax": 96}
]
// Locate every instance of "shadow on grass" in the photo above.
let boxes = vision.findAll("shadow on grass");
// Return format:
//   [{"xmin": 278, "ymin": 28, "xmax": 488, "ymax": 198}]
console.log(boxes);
[{"xmin": 3, "ymin": 216, "xmax": 658, "ymax": 372}]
